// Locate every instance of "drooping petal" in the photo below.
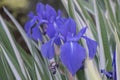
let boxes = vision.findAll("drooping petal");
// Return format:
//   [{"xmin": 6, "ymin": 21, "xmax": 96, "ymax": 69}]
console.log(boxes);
[
  {"xmin": 24, "ymin": 16, "xmax": 38, "ymax": 39},
  {"xmin": 31, "ymin": 27, "xmax": 42, "ymax": 41},
  {"xmin": 24, "ymin": 21, "xmax": 31, "ymax": 33},
  {"xmin": 24, "ymin": 17, "xmax": 37, "ymax": 32},
  {"xmin": 41, "ymin": 39, "xmax": 55, "ymax": 59},
  {"xmin": 83, "ymin": 36, "xmax": 97, "ymax": 59},
  {"xmin": 60, "ymin": 42, "xmax": 86, "ymax": 75}
]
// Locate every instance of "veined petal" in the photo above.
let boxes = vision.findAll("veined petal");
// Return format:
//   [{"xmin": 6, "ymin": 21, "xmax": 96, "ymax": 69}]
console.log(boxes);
[
  {"xmin": 60, "ymin": 42, "xmax": 86, "ymax": 75},
  {"xmin": 41, "ymin": 39, "xmax": 55, "ymax": 59},
  {"xmin": 31, "ymin": 27, "xmax": 42, "ymax": 41},
  {"xmin": 83, "ymin": 36, "xmax": 97, "ymax": 59}
]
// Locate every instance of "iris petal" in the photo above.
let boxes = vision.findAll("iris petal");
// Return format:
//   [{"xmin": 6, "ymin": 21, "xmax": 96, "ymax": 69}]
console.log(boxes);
[
  {"xmin": 56, "ymin": 17, "xmax": 67, "ymax": 30},
  {"xmin": 36, "ymin": 3, "xmax": 45, "ymax": 17},
  {"xmin": 24, "ymin": 21, "xmax": 31, "ymax": 33},
  {"xmin": 112, "ymin": 52, "xmax": 116, "ymax": 80},
  {"xmin": 46, "ymin": 23, "xmax": 56, "ymax": 38},
  {"xmin": 101, "ymin": 70, "xmax": 113, "ymax": 79},
  {"xmin": 31, "ymin": 26, "xmax": 42, "ymax": 41},
  {"xmin": 46, "ymin": 4, "xmax": 57, "ymax": 21},
  {"xmin": 24, "ymin": 17, "xmax": 37, "ymax": 32},
  {"xmin": 83, "ymin": 36, "xmax": 97, "ymax": 59},
  {"xmin": 28, "ymin": 11, "xmax": 34, "ymax": 19},
  {"xmin": 73, "ymin": 27, "xmax": 87, "ymax": 41},
  {"xmin": 54, "ymin": 37, "xmax": 61, "ymax": 45},
  {"xmin": 60, "ymin": 18, "xmax": 76, "ymax": 38},
  {"xmin": 57, "ymin": 10, "xmax": 62, "ymax": 19},
  {"xmin": 60, "ymin": 42, "xmax": 86, "ymax": 75},
  {"xmin": 24, "ymin": 16, "xmax": 38, "ymax": 39},
  {"xmin": 41, "ymin": 39, "xmax": 55, "ymax": 59}
]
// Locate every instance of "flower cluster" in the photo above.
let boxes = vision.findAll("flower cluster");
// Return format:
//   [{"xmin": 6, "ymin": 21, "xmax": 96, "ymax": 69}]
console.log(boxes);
[{"xmin": 24, "ymin": 3, "xmax": 97, "ymax": 75}]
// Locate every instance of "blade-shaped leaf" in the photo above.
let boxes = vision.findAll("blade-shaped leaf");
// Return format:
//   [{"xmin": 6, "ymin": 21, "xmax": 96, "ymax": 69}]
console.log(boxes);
[{"xmin": 114, "ymin": 30, "xmax": 120, "ymax": 80}]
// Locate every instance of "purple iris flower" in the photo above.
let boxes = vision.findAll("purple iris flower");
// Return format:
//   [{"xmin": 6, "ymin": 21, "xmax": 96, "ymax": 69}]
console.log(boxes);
[
  {"xmin": 60, "ymin": 27, "xmax": 97, "ymax": 75},
  {"xmin": 25, "ymin": 3, "xmax": 97, "ymax": 76},
  {"xmin": 24, "ymin": 3, "xmax": 62, "ymax": 42},
  {"xmin": 41, "ymin": 18, "xmax": 97, "ymax": 75}
]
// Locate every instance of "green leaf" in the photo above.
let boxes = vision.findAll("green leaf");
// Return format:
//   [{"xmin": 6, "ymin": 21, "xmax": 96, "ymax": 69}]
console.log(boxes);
[
  {"xmin": 68, "ymin": 0, "xmax": 83, "ymax": 30},
  {"xmin": 0, "ymin": 43, "xmax": 22, "ymax": 80},
  {"xmin": 0, "ymin": 15, "xmax": 28, "ymax": 79},
  {"xmin": 0, "ymin": 47, "xmax": 13, "ymax": 80},
  {"xmin": 114, "ymin": 29, "xmax": 120, "ymax": 80},
  {"xmin": 93, "ymin": 0, "xmax": 106, "ymax": 71},
  {"xmin": 77, "ymin": 0, "xmax": 94, "ymax": 15},
  {"xmin": 84, "ymin": 58, "xmax": 102, "ymax": 80},
  {"xmin": 3, "ymin": 7, "xmax": 64, "ymax": 80},
  {"xmin": 0, "ymin": 22, "xmax": 26, "ymax": 80},
  {"xmin": 104, "ymin": 0, "xmax": 117, "ymax": 25},
  {"xmin": 75, "ymin": 0, "xmax": 98, "ymax": 40}
]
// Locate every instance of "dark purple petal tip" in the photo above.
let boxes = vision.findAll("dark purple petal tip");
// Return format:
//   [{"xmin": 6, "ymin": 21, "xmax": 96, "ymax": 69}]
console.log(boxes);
[{"xmin": 101, "ymin": 70, "xmax": 113, "ymax": 79}]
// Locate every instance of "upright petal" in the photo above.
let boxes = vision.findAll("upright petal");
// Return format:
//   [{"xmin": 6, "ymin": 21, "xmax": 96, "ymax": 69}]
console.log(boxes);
[
  {"xmin": 73, "ymin": 27, "xmax": 87, "ymax": 41},
  {"xmin": 55, "ymin": 17, "xmax": 67, "ymax": 30},
  {"xmin": 28, "ymin": 11, "xmax": 34, "ymax": 19},
  {"xmin": 60, "ymin": 42, "xmax": 86, "ymax": 75},
  {"xmin": 36, "ymin": 3, "xmax": 45, "ymax": 17},
  {"xmin": 46, "ymin": 4, "xmax": 57, "ymax": 22},
  {"xmin": 54, "ymin": 36, "xmax": 61, "ymax": 45},
  {"xmin": 83, "ymin": 36, "xmax": 97, "ymax": 59},
  {"xmin": 56, "ymin": 10, "xmax": 62, "ymax": 19},
  {"xmin": 41, "ymin": 39, "xmax": 55, "ymax": 59},
  {"xmin": 60, "ymin": 18, "xmax": 76, "ymax": 38}
]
